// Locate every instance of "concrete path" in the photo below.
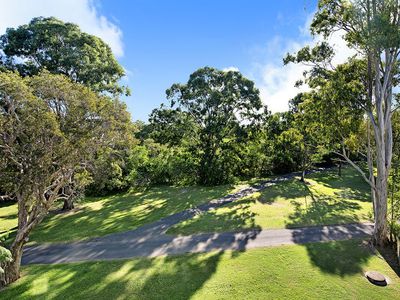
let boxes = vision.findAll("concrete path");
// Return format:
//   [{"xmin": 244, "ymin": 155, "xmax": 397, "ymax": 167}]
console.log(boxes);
[
  {"xmin": 22, "ymin": 167, "xmax": 373, "ymax": 265},
  {"xmin": 23, "ymin": 223, "xmax": 373, "ymax": 264}
]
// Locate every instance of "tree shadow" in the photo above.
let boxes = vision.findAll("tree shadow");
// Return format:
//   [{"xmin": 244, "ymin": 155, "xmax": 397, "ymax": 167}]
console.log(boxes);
[
  {"xmin": 0, "ymin": 200, "xmax": 16, "ymax": 208},
  {"xmin": 294, "ymin": 239, "xmax": 373, "ymax": 277},
  {"xmin": 0, "ymin": 201, "xmax": 18, "ymax": 246},
  {"xmin": 168, "ymin": 198, "xmax": 261, "ymax": 235},
  {"xmin": 2, "ymin": 251, "xmax": 224, "ymax": 300},
  {"xmin": 136, "ymin": 252, "xmax": 223, "ymax": 299},
  {"xmin": 286, "ymin": 170, "xmax": 378, "ymax": 277},
  {"xmin": 375, "ymin": 244, "xmax": 400, "ymax": 278},
  {"xmin": 0, "ymin": 214, "xmax": 18, "ymax": 220},
  {"xmin": 290, "ymin": 223, "xmax": 400, "ymax": 278},
  {"xmin": 285, "ymin": 181, "xmax": 365, "ymax": 228},
  {"xmin": 28, "ymin": 184, "xmax": 234, "ymax": 244},
  {"xmin": 257, "ymin": 180, "xmax": 309, "ymax": 205},
  {"xmin": 309, "ymin": 167, "xmax": 371, "ymax": 202}
]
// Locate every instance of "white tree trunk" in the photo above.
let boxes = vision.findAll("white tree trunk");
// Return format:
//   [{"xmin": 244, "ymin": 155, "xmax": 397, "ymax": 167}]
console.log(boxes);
[{"xmin": 367, "ymin": 49, "xmax": 394, "ymax": 246}]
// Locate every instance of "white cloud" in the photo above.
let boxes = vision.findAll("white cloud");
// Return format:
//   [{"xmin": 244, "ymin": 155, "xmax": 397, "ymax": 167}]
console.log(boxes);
[
  {"xmin": 223, "ymin": 66, "xmax": 240, "ymax": 72},
  {"xmin": 254, "ymin": 14, "xmax": 357, "ymax": 113},
  {"xmin": 0, "ymin": 0, "xmax": 124, "ymax": 57},
  {"xmin": 259, "ymin": 62, "xmax": 311, "ymax": 112}
]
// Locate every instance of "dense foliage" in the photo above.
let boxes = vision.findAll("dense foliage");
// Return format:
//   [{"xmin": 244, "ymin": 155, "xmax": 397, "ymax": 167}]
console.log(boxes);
[
  {"xmin": 0, "ymin": 17, "xmax": 129, "ymax": 96},
  {"xmin": 0, "ymin": 71, "xmax": 132, "ymax": 285},
  {"xmin": 0, "ymin": 1, "xmax": 399, "ymax": 287},
  {"xmin": 285, "ymin": 0, "xmax": 400, "ymax": 245},
  {"xmin": 0, "ymin": 17, "xmax": 134, "ymax": 199},
  {"xmin": 143, "ymin": 67, "xmax": 270, "ymax": 185}
]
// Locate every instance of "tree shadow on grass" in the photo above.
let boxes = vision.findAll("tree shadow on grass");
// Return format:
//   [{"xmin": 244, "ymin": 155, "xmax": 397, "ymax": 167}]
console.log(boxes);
[
  {"xmin": 28, "ymin": 184, "xmax": 234, "ymax": 244},
  {"xmin": 285, "ymin": 182, "xmax": 364, "ymax": 228},
  {"xmin": 0, "ymin": 214, "xmax": 18, "ymax": 220},
  {"xmin": 375, "ymin": 244, "xmax": 400, "ymax": 277},
  {"xmin": 136, "ymin": 252, "xmax": 223, "ymax": 299},
  {"xmin": 2, "ymin": 251, "xmax": 224, "ymax": 300},
  {"xmin": 309, "ymin": 167, "xmax": 371, "ymax": 202},
  {"xmin": 295, "ymin": 239, "xmax": 373, "ymax": 277},
  {"xmin": 257, "ymin": 180, "xmax": 309, "ymax": 205},
  {"xmin": 168, "ymin": 198, "xmax": 261, "ymax": 235},
  {"xmin": 286, "ymin": 197, "xmax": 362, "ymax": 228},
  {"xmin": 0, "ymin": 200, "xmax": 16, "ymax": 208},
  {"xmin": 284, "ymin": 179, "xmax": 377, "ymax": 275}
]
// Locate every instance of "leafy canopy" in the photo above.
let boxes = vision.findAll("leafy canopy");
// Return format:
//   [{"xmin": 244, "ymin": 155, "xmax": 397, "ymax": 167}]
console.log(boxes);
[
  {"xmin": 150, "ymin": 67, "xmax": 267, "ymax": 184},
  {"xmin": 0, "ymin": 17, "xmax": 129, "ymax": 96}
]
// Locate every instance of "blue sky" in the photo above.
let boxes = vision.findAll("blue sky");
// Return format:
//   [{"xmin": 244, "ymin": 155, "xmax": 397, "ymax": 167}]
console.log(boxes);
[
  {"xmin": 100, "ymin": 0, "xmax": 317, "ymax": 120},
  {"xmin": 2, "ymin": 0, "xmax": 334, "ymax": 121}
]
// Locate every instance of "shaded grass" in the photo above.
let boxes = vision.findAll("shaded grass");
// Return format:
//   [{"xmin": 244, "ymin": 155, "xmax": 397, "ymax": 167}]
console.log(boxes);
[
  {"xmin": 168, "ymin": 167, "xmax": 373, "ymax": 235},
  {"xmin": 0, "ymin": 185, "xmax": 234, "ymax": 244},
  {"xmin": 0, "ymin": 201, "xmax": 17, "ymax": 241},
  {"xmin": 0, "ymin": 167, "xmax": 373, "ymax": 243},
  {"xmin": 1, "ymin": 240, "xmax": 399, "ymax": 299}
]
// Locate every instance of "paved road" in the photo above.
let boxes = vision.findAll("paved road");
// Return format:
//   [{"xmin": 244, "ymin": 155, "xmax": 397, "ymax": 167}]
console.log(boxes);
[
  {"xmin": 22, "ymin": 167, "xmax": 373, "ymax": 265},
  {"xmin": 22, "ymin": 223, "xmax": 373, "ymax": 264}
]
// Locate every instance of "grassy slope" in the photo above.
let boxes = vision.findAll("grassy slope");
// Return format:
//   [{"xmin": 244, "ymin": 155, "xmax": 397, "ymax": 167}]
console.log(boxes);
[
  {"xmin": 0, "ymin": 185, "xmax": 234, "ymax": 244},
  {"xmin": 0, "ymin": 167, "xmax": 372, "ymax": 243},
  {"xmin": 0, "ymin": 202, "xmax": 17, "ymax": 240},
  {"xmin": 168, "ymin": 167, "xmax": 373, "ymax": 235},
  {"xmin": 1, "ymin": 240, "xmax": 399, "ymax": 300}
]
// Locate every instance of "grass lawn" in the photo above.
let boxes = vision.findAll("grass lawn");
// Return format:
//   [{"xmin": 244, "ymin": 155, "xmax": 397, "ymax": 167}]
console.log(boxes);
[
  {"xmin": 0, "ymin": 167, "xmax": 373, "ymax": 243},
  {"xmin": 168, "ymin": 167, "xmax": 373, "ymax": 235},
  {"xmin": 0, "ymin": 185, "xmax": 234, "ymax": 244},
  {"xmin": 1, "ymin": 239, "xmax": 399, "ymax": 299},
  {"xmin": 0, "ymin": 201, "xmax": 17, "ymax": 240}
]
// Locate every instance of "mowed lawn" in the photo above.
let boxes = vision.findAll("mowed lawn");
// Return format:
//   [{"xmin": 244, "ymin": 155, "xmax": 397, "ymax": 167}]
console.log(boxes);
[
  {"xmin": 0, "ymin": 185, "xmax": 235, "ymax": 244},
  {"xmin": 168, "ymin": 167, "xmax": 373, "ymax": 235},
  {"xmin": 2, "ymin": 239, "xmax": 399, "ymax": 299},
  {"xmin": 0, "ymin": 167, "xmax": 372, "ymax": 243}
]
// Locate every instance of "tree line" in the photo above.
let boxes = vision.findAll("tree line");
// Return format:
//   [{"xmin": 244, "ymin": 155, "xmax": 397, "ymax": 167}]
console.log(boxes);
[{"xmin": 0, "ymin": 0, "xmax": 399, "ymax": 287}]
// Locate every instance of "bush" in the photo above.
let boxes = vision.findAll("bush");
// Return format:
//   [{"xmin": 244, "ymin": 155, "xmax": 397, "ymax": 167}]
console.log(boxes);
[
  {"xmin": 0, "ymin": 246, "xmax": 12, "ymax": 274},
  {"xmin": 127, "ymin": 140, "xmax": 199, "ymax": 188}
]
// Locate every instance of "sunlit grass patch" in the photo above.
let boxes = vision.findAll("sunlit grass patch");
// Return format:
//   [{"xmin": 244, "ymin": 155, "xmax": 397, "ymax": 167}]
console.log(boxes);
[
  {"xmin": 168, "ymin": 167, "xmax": 373, "ymax": 235},
  {"xmin": 1, "ymin": 240, "xmax": 399, "ymax": 300}
]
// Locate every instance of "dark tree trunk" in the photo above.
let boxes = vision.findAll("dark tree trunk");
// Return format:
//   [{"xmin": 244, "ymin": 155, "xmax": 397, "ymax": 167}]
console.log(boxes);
[
  {"xmin": 300, "ymin": 169, "xmax": 306, "ymax": 182},
  {"xmin": 338, "ymin": 161, "xmax": 342, "ymax": 177},
  {"xmin": 62, "ymin": 197, "xmax": 75, "ymax": 211}
]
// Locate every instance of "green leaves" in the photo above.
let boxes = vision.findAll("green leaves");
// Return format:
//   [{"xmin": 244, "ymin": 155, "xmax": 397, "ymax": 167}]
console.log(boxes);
[
  {"xmin": 311, "ymin": 0, "xmax": 400, "ymax": 53},
  {"xmin": 284, "ymin": 42, "xmax": 335, "ymax": 66},
  {"xmin": 0, "ymin": 70, "xmax": 132, "ymax": 201},
  {"xmin": 150, "ymin": 67, "xmax": 267, "ymax": 185},
  {"xmin": 0, "ymin": 246, "xmax": 12, "ymax": 274},
  {"xmin": 0, "ymin": 17, "xmax": 128, "ymax": 96}
]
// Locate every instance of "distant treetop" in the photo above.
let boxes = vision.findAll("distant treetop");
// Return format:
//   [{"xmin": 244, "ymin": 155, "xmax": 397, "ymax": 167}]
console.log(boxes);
[{"xmin": 0, "ymin": 17, "xmax": 129, "ymax": 96}]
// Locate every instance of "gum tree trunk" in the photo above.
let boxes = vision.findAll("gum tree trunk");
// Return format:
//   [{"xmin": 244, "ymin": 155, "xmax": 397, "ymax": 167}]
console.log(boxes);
[
  {"xmin": 372, "ymin": 121, "xmax": 391, "ymax": 245},
  {"xmin": 374, "ymin": 170, "xmax": 389, "ymax": 245}
]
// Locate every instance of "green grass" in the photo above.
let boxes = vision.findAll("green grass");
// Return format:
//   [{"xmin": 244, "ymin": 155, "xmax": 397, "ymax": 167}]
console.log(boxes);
[
  {"xmin": 0, "ymin": 185, "xmax": 234, "ymax": 244},
  {"xmin": 1, "ymin": 240, "xmax": 399, "ymax": 299},
  {"xmin": 168, "ymin": 167, "xmax": 373, "ymax": 235},
  {"xmin": 0, "ymin": 167, "xmax": 373, "ymax": 243},
  {"xmin": 0, "ymin": 202, "xmax": 17, "ymax": 241}
]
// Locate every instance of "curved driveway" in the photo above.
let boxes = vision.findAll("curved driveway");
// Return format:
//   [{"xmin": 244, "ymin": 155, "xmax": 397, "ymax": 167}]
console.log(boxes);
[{"xmin": 22, "ymin": 168, "xmax": 373, "ymax": 265}]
